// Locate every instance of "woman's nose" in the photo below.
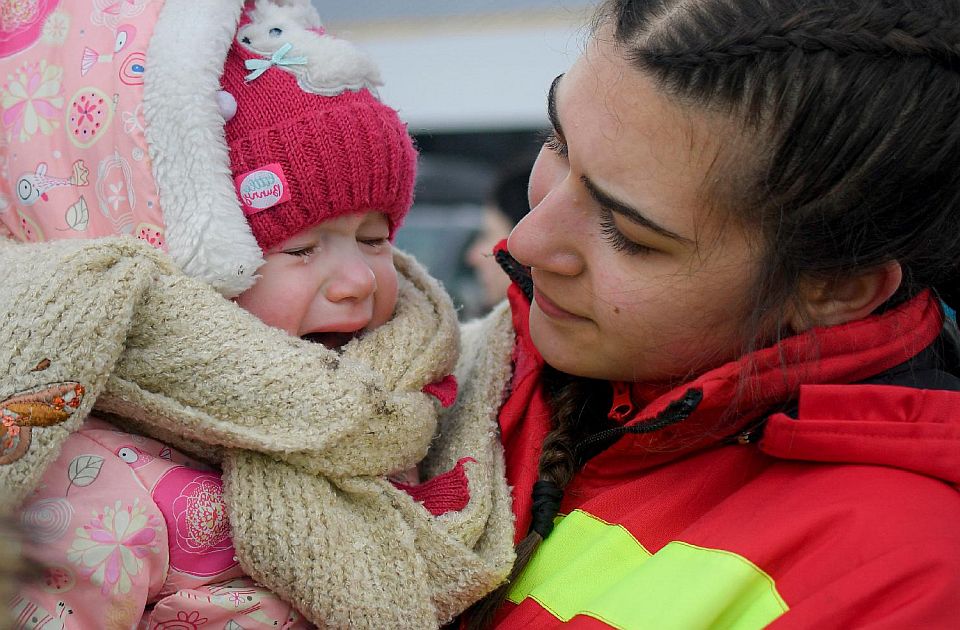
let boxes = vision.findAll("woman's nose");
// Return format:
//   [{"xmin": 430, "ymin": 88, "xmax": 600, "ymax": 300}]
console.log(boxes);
[
  {"xmin": 323, "ymin": 254, "xmax": 377, "ymax": 302},
  {"xmin": 508, "ymin": 186, "xmax": 584, "ymax": 277}
]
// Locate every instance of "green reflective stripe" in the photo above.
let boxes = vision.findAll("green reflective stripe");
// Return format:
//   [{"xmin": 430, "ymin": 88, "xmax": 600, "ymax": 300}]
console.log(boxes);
[
  {"xmin": 507, "ymin": 510, "xmax": 788, "ymax": 629},
  {"xmin": 508, "ymin": 510, "xmax": 653, "ymax": 611}
]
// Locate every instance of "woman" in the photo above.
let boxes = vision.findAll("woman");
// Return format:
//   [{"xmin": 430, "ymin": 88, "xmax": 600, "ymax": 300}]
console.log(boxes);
[{"xmin": 450, "ymin": 0, "xmax": 960, "ymax": 626}]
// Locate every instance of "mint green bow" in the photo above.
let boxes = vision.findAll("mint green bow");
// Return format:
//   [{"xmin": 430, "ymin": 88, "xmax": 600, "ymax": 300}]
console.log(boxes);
[{"xmin": 244, "ymin": 42, "xmax": 307, "ymax": 82}]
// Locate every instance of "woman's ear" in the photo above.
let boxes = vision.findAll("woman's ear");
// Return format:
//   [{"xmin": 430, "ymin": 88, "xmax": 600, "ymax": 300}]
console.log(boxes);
[{"xmin": 787, "ymin": 261, "xmax": 903, "ymax": 332}]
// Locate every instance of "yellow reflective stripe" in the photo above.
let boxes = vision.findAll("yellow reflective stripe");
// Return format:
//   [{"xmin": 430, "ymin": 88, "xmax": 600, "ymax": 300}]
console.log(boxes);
[
  {"xmin": 508, "ymin": 510, "xmax": 653, "ymax": 615},
  {"xmin": 507, "ymin": 510, "xmax": 788, "ymax": 629}
]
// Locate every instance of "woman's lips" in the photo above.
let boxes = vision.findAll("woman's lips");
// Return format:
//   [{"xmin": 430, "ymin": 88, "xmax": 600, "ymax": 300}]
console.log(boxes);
[{"xmin": 533, "ymin": 288, "xmax": 587, "ymax": 322}]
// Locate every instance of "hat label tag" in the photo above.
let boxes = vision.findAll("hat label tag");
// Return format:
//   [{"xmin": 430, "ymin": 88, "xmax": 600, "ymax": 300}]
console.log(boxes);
[{"xmin": 235, "ymin": 163, "xmax": 291, "ymax": 215}]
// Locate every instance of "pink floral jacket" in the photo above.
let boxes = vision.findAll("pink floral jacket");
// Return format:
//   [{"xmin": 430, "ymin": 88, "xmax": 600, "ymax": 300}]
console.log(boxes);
[{"xmin": 14, "ymin": 417, "xmax": 310, "ymax": 630}]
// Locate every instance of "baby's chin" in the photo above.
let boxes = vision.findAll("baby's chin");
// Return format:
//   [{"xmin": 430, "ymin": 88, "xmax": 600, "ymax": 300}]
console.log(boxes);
[{"xmin": 300, "ymin": 331, "xmax": 358, "ymax": 350}]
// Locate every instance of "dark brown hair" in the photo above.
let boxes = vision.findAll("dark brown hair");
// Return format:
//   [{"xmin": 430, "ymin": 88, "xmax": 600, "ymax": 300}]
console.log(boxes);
[{"xmin": 469, "ymin": 1, "xmax": 960, "ymax": 626}]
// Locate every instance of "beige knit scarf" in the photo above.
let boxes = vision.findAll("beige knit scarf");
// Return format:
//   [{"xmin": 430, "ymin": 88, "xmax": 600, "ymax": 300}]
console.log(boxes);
[{"xmin": 0, "ymin": 236, "xmax": 515, "ymax": 628}]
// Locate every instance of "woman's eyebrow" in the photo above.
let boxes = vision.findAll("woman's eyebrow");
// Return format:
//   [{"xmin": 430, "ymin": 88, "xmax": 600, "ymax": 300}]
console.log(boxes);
[
  {"xmin": 581, "ymin": 176, "xmax": 694, "ymax": 245},
  {"xmin": 550, "ymin": 71, "xmax": 692, "ymax": 246},
  {"xmin": 547, "ymin": 73, "xmax": 565, "ymax": 138}
]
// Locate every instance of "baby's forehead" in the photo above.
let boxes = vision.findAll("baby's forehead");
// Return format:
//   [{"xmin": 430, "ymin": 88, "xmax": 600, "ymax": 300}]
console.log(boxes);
[
  {"xmin": 259, "ymin": 211, "xmax": 394, "ymax": 254},
  {"xmin": 355, "ymin": 210, "xmax": 391, "ymax": 225},
  {"xmin": 324, "ymin": 209, "xmax": 389, "ymax": 226},
  {"xmin": 299, "ymin": 210, "xmax": 391, "ymax": 235}
]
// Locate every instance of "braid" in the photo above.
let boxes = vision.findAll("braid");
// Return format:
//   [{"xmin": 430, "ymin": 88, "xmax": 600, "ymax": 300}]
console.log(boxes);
[
  {"xmin": 466, "ymin": 368, "xmax": 608, "ymax": 628},
  {"xmin": 636, "ymin": 13, "xmax": 960, "ymax": 70},
  {"xmin": 600, "ymin": 0, "xmax": 960, "ymax": 352},
  {"xmin": 632, "ymin": 3, "xmax": 960, "ymax": 70},
  {"xmin": 536, "ymin": 366, "xmax": 598, "ymax": 483}
]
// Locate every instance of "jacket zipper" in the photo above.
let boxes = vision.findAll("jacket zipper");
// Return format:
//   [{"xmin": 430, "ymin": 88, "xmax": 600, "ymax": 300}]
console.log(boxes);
[{"xmin": 576, "ymin": 388, "xmax": 703, "ymax": 456}]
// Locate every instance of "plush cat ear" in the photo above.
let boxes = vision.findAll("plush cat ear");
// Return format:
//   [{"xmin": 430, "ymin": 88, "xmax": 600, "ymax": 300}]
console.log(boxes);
[
  {"xmin": 237, "ymin": 0, "xmax": 378, "ymax": 96},
  {"xmin": 255, "ymin": 0, "xmax": 322, "ymax": 29}
]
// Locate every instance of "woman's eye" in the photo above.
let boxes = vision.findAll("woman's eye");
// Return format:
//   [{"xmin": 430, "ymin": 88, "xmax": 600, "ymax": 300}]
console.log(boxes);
[
  {"xmin": 283, "ymin": 247, "xmax": 314, "ymax": 257},
  {"xmin": 599, "ymin": 208, "xmax": 654, "ymax": 256},
  {"xmin": 542, "ymin": 130, "xmax": 568, "ymax": 159}
]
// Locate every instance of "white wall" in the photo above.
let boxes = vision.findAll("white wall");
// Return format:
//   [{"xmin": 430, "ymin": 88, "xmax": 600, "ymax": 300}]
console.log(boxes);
[
  {"xmin": 314, "ymin": 0, "xmax": 595, "ymax": 22},
  {"xmin": 323, "ymin": 11, "xmax": 592, "ymax": 132}
]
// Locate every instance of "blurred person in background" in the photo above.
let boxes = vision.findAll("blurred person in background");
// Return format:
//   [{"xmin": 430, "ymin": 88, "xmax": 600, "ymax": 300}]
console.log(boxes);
[{"xmin": 466, "ymin": 160, "xmax": 535, "ymax": 310}]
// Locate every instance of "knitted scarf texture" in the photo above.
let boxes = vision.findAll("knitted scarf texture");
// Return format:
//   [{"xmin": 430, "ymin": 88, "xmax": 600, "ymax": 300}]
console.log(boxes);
[{"xmin": 0, "ymin": 236, "xmax": 514, "ymax": 627}]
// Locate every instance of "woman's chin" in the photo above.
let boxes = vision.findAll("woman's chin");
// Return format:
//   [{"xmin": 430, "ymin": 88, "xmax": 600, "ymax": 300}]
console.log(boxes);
[{"xmin": 529, "ymin": 310, "xmax": 596, "ymax": 377}]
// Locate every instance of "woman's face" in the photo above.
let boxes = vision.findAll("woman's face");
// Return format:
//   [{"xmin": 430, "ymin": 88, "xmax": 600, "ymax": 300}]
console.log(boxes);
[{"xmin": 508, "ymin": 35, "xmax": 761, "ymax": 383}]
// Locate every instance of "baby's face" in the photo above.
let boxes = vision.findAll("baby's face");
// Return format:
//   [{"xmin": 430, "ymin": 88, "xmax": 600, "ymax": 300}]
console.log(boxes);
[{"xmin": 235, "ymin": 212, "xmax": 399, "ymax": 348}]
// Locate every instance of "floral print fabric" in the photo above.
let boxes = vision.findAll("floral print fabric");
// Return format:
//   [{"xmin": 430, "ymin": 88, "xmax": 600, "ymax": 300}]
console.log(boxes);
[
  {"xmin": 14, "ymin": 417, "xmax": 311, "ymax": 629},
  {"xmin": 0, "ymin": 0, "xmax": 166, "ymax": 247}
]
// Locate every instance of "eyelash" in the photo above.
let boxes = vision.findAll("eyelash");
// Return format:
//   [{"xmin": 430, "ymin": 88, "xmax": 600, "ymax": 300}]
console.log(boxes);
[
  {"xmin": 285, "ymin": 247, "xmax": 314, "ymax": 258},
  {"xmin": 599, "ymin": 208, "xmax": 654, "ymax": 256},
  {"xmin": 542, "ymin": 130, "xmax": 652, "ymax": 256},
  {"xmin": 543, "ymin": 130, "xmax": 568, "ymax": 158}
]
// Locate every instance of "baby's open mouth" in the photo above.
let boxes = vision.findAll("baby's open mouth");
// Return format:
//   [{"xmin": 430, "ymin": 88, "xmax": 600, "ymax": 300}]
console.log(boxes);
[{"xmin": 301, "ymin": 331, "xmax": 357, "ymax": 350}]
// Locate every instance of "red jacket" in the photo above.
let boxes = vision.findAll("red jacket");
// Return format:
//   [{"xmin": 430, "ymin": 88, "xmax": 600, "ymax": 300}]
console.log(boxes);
[{"xmin": 493, "ymin": 252, "xmax": 960, "ymax": 628}]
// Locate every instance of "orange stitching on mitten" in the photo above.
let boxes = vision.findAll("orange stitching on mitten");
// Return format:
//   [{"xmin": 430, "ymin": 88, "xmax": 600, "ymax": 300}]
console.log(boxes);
[{"xmin": 0, "ymin": 382, "xmax": 86, "ymax": 465}]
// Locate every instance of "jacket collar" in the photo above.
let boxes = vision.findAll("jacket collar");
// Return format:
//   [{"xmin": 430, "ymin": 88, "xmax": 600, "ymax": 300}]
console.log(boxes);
[
  {"xmin": 606, "ymin": 289, "xmax": 942, "ymax": 457},
  {"xmin": 761, "ymin": 319, "xmax": 960, "ymax": 485},
  {"xmin": 498, "ymin": 242, "xmax": 947, "ymax": 473}
]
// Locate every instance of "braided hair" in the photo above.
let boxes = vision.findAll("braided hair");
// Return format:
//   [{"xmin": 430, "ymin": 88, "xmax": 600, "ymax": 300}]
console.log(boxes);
[
  {"xmin": 618, "ymin": 0, "xmax": 960, "ymax": 339},
  {"xmin": 466, "ymin": 367, "xmax": 609, "ymax": 628},
  {"xmin": 469, "ymin": 1, "xmax": 960, "ymax": 626}
]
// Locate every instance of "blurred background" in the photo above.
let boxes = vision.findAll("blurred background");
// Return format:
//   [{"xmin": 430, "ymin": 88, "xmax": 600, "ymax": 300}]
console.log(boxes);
[{"xmin": 315, "ymin": 0, "xmax": 595, "ymax": 319}]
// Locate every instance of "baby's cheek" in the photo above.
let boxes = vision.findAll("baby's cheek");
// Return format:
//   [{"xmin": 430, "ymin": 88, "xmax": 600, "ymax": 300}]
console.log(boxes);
[
  {"xmin": 370, "ymin": 263, "xmax": 400, "ymax": 329},
  {"xmin": 247, "ymin": 304, "xmax": 288, "ymax": 332},
  {"xmin": 236, "ymin": 291, "xmax": 279, "ymax": 328},
  {"xmin": 234, "ymin": 274, "xmax": 298, "ymax": 335}
]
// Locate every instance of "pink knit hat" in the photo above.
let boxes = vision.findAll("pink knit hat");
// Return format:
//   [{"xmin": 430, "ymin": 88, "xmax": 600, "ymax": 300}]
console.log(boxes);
[{"xmin": 221, "ymin": 11, "xmax": 417, "ymax": 251}]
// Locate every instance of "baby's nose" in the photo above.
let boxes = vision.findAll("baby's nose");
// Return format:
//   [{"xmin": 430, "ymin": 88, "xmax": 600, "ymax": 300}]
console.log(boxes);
[{"xmin": 323, "ymin": 257, "xmax": 377, "ymax": 302}]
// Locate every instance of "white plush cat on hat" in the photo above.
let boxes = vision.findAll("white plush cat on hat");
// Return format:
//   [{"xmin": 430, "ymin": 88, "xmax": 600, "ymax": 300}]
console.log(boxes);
[{"xmin": 238, "ymin": 0, "xmax": 382, "ymax": 96}]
